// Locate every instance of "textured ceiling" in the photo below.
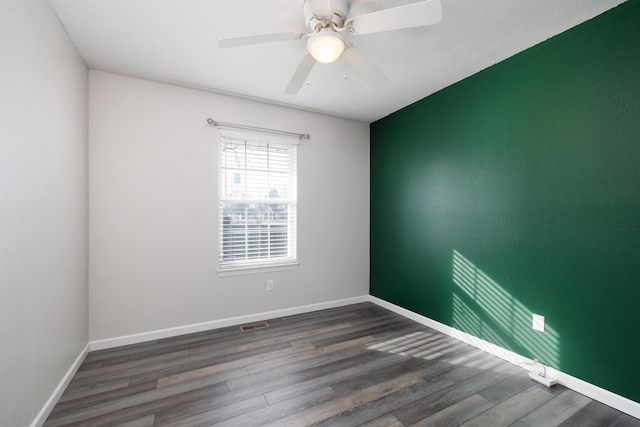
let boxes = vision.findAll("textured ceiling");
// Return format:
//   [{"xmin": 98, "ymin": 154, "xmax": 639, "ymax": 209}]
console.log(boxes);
[{"xmin": 47, "ymin": 0, "xmax": 626, "ymax": 122}]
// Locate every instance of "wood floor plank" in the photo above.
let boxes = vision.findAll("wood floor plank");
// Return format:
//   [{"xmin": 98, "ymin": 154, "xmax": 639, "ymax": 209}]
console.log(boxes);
[
  {"xmin": 392, "ymin": 358, "xmax": 522, "ymax": 425},
  {"xmin": 558, "ymin": 400, "xmax": 628, "ymax": 427},
  {"xmin": 261, "ymin": 353, "xmax": 410, "ymax": 405},
  {"xmin": 212, "ymin": 386, "xmax": 337, "ymax": 427},
  {"xmin": 187, "ymin": 317, "xmax": 351, "ymax": 356},
  {"xmin": 154, "ymin": 352, "xmax": 386, "ymax": 425},
  {"xmin": 358, "ymin": 413, "xmax": 405, "ymax": 427},
  {"xmin": 366, "ymin": 329, "xmax": 449, "ymax": 352},
  {"xmin": 158, "ymin": 395, "xmax": 268, "ymax": 427},
  {"xmin": 611, "ymin": 414, "xmax": 640, "ymax": 427},
  {"xmin": 44, "ymin": 302, "xmax": 639, "ymax": 427},
  {"xmin": 246, "ymin": 335, "xmax": 375, "ymax": 374},
  {"xmin": 49, "ymin": 380, "xmax": 157, "ymax": 416},
  {"xmin": 44, "ymin": 381, "xmax": 229, "ymax": 427},
  {"xmin": 72, "ymin": 350, "xmax": 190, "ymax": 380},
  {"xmin": 100, "ymin": 347, "xmax": 192, "ymax": 368},
  {"xmin": 69, "ymin": 340, "xmax": 279, "ymax": 389},
  {"xmin": 152, "ymin": 372, "xmax": 311, "ymax": 426},
  {"xmin": 459, "ymin": 385, "xmax": 556, "ymax": 427},
  {"xmin": 477, "ymin": 372, "xmax": 539, "ymax": 405},
  {"xmin": 115, "ymin": 414, "xmax": 155, "ymax": 427},
  {"xmin": 83, "ymin": 328, "xmax": 232, "ymax": 364},
  {"xmin": 157, "ymin": 343, "xmax": 315, "ymax": 387},
  {"xmin": 225, "ymin": 341, "xmax": 382, "ymax": 393},
  {"xmin": 408, "ymin": 394, "xmax": 494, "ymax": 427},
  {"xmin": 234, "ymin": 322, "xmax": 354, "ymax": 352},
  {"xmin": 331, "ymin": 357, "xmax": 432, "ymax": 396},
  {"xmin": 121, "ymin": 342, "xmax": 276, "ymax": 386},
  {"xmin": 75, "ymin": 360, "xmax": 104, "ymax": 372},
  {"xmin": 510, "ymin": 388, "xmax": 593, "ymax": 427},
  {"xmin": 259, "ymin": 373, "xmax": 424, "ymax": 427},
  {"xmin": 44, "ymin": 367, "xmax": 245, "ymax": 426},
  {"xmin": 307, "ymin": 319, "xmax": 415, "ymax": 349},
  {"xmin": 308, "ymin": 376, "xmax": 455, "ymax": 427},
  {"xmin": 56, "ymin": 378, "xmax": 130, "ymax": 403}
]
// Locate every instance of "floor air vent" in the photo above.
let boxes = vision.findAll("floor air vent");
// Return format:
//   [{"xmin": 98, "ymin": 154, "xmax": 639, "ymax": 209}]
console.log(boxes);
[{"xmin": 240, "ymin": 322, "xmax": 269, "ymax": 332}]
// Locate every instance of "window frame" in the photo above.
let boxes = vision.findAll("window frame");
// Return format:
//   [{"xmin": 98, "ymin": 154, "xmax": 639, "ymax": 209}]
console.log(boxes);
[{"xmin": 217, "ymin": 128, "xmax": 298, "ymax": 276}]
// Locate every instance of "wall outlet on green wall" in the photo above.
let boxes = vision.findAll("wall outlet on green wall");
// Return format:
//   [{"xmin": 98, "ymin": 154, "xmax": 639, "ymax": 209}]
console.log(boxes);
[{"xmin": 532, "ymin": 314, "xmax": 545, "ymax": 332}]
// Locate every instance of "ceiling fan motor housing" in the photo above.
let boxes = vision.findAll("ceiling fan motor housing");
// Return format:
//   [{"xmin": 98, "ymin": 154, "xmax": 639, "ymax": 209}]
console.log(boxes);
[{"xmin": 303, "ymin": 0, "xmax": 349, "ymax": 32}]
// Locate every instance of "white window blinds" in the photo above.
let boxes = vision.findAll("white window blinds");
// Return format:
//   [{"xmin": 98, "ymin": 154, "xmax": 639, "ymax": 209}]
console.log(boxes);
[{"xmin": 218, "ymin": 129, "xmax": 298, "ymax": 271}]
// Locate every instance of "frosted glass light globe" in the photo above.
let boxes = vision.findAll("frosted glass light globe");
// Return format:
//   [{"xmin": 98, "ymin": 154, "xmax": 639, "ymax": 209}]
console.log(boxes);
[{"xmin": 307, "ymin": 31, "xmax": 345, "ymax": 63}]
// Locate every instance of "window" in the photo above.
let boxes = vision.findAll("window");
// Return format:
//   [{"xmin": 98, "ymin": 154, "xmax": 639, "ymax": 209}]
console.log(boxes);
[{"xmin": 218, "ymin": 129, "xmax": 297, "ymax": 273}]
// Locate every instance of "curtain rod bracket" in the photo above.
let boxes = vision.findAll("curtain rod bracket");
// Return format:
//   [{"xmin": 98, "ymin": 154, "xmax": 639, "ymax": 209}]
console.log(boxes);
[{"xmin": 206, "ymin": 118, "xmax": 310, "ymax": 141}]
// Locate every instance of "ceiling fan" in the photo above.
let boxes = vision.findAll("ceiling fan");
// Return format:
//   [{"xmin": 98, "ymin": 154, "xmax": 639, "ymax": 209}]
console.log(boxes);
[{"xmin": 218, "ymin": 0, "xmax": 442, "ymax": 94}]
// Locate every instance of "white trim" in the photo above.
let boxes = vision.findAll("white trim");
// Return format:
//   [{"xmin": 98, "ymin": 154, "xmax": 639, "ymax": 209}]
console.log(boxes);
[
  {"xmin": 217, "ymin": 261, "xmax": 298, "ymax": 277},
  {"xmin": 31, "ymin": 343, "xmax": 90, "ymax": 427},
  {"xmin": 367, "ymin": 295, "xmax": 640, "ymax": 420},
  {"xmin": 90, "ymin": 295, "xmax": 368, "ymax": 351}
]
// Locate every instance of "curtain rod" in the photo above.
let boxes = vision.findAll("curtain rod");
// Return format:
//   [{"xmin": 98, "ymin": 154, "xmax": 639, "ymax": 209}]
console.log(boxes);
[{"xmin": 206, "ymin": 118, "xmax": 310, "ymax": 140}]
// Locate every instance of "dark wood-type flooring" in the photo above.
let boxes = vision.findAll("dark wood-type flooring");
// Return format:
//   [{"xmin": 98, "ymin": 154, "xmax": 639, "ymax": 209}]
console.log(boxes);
[{"xmin": 45, "ymin": 303, "xmax": 640, "ymax": 426}]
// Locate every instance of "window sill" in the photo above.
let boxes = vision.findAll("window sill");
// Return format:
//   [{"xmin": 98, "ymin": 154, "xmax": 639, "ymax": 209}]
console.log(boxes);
[{"xmin": 217, "ymin": 261, "xmax": 299, "ymax": 277}]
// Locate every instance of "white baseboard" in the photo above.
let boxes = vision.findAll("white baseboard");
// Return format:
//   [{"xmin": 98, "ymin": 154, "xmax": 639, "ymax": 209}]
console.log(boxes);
[
  {"xmin": 90, "ymin": 295, "xmax": 369, "ymax": 351},
  {"xmin": 367, "ymin": 295, "xmax": 640, "ymax": 420},
  {"xmin": 31, "ymin": 342, "xmax": 90, "ymax": 427}
]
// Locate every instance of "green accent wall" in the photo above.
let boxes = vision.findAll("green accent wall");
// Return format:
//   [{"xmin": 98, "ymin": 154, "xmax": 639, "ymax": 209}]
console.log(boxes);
[{"xmin": 370, "ymin": 0, "xmax": 640, "ymax": 402}]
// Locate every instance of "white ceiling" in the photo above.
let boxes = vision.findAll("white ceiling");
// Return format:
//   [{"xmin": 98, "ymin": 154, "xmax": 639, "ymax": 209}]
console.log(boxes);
[{"xmin": 47, "ymin": 0, "xmax": 626, "ymax": 123}]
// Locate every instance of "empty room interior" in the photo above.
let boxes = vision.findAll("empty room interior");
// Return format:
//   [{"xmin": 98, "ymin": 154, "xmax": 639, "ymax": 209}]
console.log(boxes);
[{"xmin": 2, "ymin": 0, "xmax": 640, "ymax": 426}]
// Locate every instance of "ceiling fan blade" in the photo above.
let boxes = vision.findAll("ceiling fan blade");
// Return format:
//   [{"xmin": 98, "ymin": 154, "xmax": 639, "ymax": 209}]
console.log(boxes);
[
  {"xmin": 307, "ymin": 0, "xmax": 333, "ymax": 19},
  {"xmin": 285, "ymin": 53, "xmax": 317, "ymax": 94},
  {"xmin": 218, "ymin": 31, "xmax": 305, "ymax": 48},
  {"xmin": 342, "ymin": 46, "xmax": 389, "ymax": 88},
  {"xmin": 349, "ymin": 0, "xmax": 442, "ymax": 35}
]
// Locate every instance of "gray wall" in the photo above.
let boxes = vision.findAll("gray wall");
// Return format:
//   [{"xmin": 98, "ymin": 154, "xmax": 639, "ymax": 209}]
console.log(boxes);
[
  {"xmin": 0, "ymin": 0, "xmax": 89, "ymax": 425},
  {"xmin": 88, "ymin": 71, "xmax": 370, "ymax": 342}
]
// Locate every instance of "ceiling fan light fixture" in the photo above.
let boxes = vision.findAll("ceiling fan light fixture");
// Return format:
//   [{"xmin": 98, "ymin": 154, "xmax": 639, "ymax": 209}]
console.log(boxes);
[{"xmin": 307, "ymin": 30, "xmax": 345, "ymax": 63}]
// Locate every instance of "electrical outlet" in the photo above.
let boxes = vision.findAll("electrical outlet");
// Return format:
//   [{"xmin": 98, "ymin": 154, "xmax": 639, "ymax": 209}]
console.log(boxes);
[
  {"xmin": 267, "ymin": 280, "xmax": 274, "ymax": 291},
  {"xmin": 532, "ymin": 314, "xmax": 545, "ymax": 332}
]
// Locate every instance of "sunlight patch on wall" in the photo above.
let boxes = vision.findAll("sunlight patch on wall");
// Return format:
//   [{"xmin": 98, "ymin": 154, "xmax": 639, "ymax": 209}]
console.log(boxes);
[{"xmin": 452, "ymin": 250, "xmax": 561, "ymax": 368}]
